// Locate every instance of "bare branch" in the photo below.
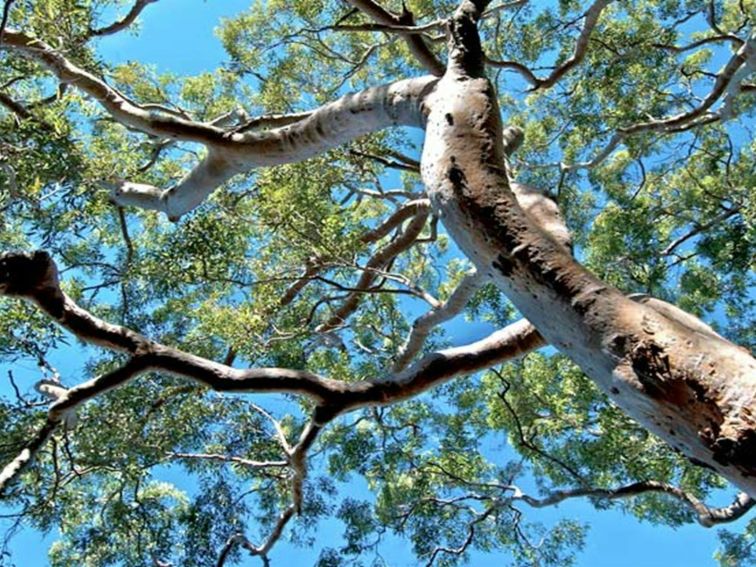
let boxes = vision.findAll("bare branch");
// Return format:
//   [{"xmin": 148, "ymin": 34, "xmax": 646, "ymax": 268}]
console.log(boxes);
[
  {"xmin": 508, "ymin": 482, "xmax": 755, "ymax": 528},
  {"xmin": 620, "ymin": 35, "xmax": 755, "ymax": 134},
  {"xmin": 485, "ymin": 0, "xmax": 613, "ymax": 90},
  {"xmin": 3, "ymin": 30, "xmax": 437, "ymax": 219},
  {"xmin": 0, "ymin": 359, "xmax": 148, "ymax": 495},
  {"xmin": 344, "ymin": 0, "xmax": 445, "ymax": 75},
  {"xmin": 278, "ymin": 257, "xmax": 326, "ymax": 308},
  {"xmin": 360, "ymin": 199, "xmax": 430, "ymax": 243},
  {"xmin": 316, "ymin": 206, "xmax": 430, "ymax": 332},
  {"xmin": 562, "ymin": 33, "xmax": 754, "ymax": 170},
  {"xmin": 326, "ymin": 19, "xmax": 443, "ymax": 35},
  {"xmin": 484, "ymin": 56, "xmax": 540, "ymax": 86},
  {"xmin": 108, "ymin": 76, "xmax": 436, "ymax": 219},
  {"xmin": 349, "ymin": 148, "xmax": 421, "ymax": 172},
  {"xmin": 168, "ymin": 452, "xmax": 288, "ymax": 470},
  {"xmin": 0, "ymin": 0, "xmax": 14, "ymax": 45},
  {"xmin": 89, "ymin": 0, "xmax": 159, "ymax": 37},
  {"xmin": 0, "ymin": 90, "xmax": 30, "ymax": 120},
  {"xmin": 0, "ymin": 251, "xmax": 546, "ymax": 415},
  {"xmin": 2, "ymin": 29, "xmax": 222, "ymax": 142},
  {"xmin": 234, "ymin": 110, "xmax": 313, "ymax": 133},
  {"xmin": 393, "ymin": 270, "xmax": 484, "ymax": 371}
]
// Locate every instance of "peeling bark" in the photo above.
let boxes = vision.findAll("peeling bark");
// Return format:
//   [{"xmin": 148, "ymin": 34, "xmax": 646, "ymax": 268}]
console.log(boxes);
[{"xmin": 419, "ymin": 0, "xmax": 756, "ymax": 497}]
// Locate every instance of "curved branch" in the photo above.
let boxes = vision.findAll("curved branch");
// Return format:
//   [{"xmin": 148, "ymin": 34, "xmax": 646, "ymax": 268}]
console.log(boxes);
[
  {"xmin": 509, "ymin": 482, "xmax": 754, "ymax": 528},
  {"xmin": 0, "ymin": 0, "xmax": 14, "ymax": 45},
  {"xmin": 620, "ymin": 34, "xmax": 755, "ymax": 135},
  {"xmin": 89, "ymin": 0, "xmax": 159, "ymax": 37},
  {"xmin": 316, "ymin": 206, "xmax": 430, "ymax": 333},
  {"xmin": 3, "ymin": 29, "xmax": 437, "ymax": 219},
  {"xmin": 2, "ymin": 29, "xmax": 223, "ymax": 142},
  {"xmin": 561, "ymin": 33, "xmax": 754, "ymax": 171},
  {"xmin": 0, "ymin": 358, "xmax": 148, "ymax": 495},
  {"xmin": 485, "ymin": 0, "xmax": 613, "ymax": 90},
  {"xmin": 0, "ymin": 90, "xmax": 31, "ymax": 119},
  {"xmin": 110, "ymin": 76, "xmax": 437, "ymax": 219},
  {"xmin": 0, "ymin": 251, "xmax": 546, "ymax": 414},
  {"xmin": 360, "ymin": 199, "xmax": 431, "ymax": 243}
]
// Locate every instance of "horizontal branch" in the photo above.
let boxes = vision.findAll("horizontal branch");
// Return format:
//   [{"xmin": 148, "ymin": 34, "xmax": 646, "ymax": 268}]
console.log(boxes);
[
  {"xmin": 0, "ymin": 251, "xmax": 546, "ymax": 416},
  {"xmin": 168, "ymin": 452, "xmax": 288, "ymax": 469},
  {"xmin": 110, "ymin": 76, "xmax": 438, "ymax": 218},
  {"xmin": 508, "ymin": 481, "xmax": 754, "ymax": 528},
  {"xmin": 2, "ymin": 29, "xmax": 437, "ymax": 218}
]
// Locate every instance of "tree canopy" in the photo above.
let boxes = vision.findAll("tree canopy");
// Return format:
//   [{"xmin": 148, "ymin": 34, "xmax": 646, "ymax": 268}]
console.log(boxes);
[{"xmin": 0, "ymin": 0, "xmax": 754, "ymax": 565}]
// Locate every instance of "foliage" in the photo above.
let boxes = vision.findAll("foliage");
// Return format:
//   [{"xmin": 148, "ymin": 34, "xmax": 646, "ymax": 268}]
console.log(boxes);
[{"xmin": 0, "ymin": 0, "xmax": 754, "ymax": 565}]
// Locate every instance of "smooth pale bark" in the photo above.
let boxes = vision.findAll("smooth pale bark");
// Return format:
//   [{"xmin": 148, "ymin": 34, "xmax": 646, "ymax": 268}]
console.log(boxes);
[
  {"xmin": 112, "ymin": 76, "xmax": 438, "ymax": 219},
  {"xmin": 420, "ymin": 0, "xmax": 756, "ymax": 497},
  {"xmin": 392, "ymin": 270, "xmax": 484, "ymax": 371},
  {"xmin": 2, "ymin": 29, "xmax": 437, "ymax": 219}
]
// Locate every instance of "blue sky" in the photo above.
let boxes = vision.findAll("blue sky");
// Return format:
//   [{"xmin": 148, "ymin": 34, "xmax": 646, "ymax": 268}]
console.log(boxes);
[{"xmin": 0, "ymin": 1, "xmax": 751, "ymax": 565}]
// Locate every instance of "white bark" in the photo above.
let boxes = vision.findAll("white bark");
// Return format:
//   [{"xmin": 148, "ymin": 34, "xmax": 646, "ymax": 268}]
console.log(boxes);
[
  {"xmin": 109, "ymin": 76, "xmax": 438, "ymax": 219},
  {"xmin": 393, "ymin": 270, "xmax": 484, "ymax": 371},
  {"xmin": 420, "ymin": 56, "xmax": 756, "ymax": 497}
]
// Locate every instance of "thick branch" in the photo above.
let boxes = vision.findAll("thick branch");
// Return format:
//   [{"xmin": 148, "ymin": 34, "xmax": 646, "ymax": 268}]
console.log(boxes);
[
  {"xmin": 420, "ymin": 10, "xmax": 756, "ymax": 497},
  {"xmin": 3, "ymin": 30, "xmax": 437, "ymax": 219},
  {"xmin": 110, "ymin": 76, "xmax": 437, "ymax": 218},
  {"xmin": 0, "ymin": 252, "xmax": 545, "ymax": 415}
]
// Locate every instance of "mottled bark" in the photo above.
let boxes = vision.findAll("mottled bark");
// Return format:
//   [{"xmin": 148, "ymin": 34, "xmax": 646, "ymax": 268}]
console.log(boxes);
[{"xmin": 419, "ymin": 0, "xmax": 756, "ymax": 497}]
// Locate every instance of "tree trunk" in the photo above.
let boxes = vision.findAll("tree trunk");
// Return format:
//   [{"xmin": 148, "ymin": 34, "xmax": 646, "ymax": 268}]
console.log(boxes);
[{"xmin": 420, "ymin": 0, "xmax": 756, "ymax": 497}]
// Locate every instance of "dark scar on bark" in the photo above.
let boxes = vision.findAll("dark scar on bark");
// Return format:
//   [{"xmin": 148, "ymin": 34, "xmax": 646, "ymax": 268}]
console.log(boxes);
[
  {"xmin": 492, "ymin": 254, "xmax": 514, "ymax": 276},
  {"xmin": 712, "ymin": 430, "xmax": 756, "ymax": 472}
]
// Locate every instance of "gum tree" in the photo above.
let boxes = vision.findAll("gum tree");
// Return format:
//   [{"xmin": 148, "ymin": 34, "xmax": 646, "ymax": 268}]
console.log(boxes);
[{"xmin": 0, "ymin": 0, "xmax": 755, "ymax": 565}]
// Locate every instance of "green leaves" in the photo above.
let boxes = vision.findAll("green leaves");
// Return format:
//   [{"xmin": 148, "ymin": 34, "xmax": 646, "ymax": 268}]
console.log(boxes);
[{"xmin": 1, "ymin": 0, "xmax": 754, "ymax": 565}]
